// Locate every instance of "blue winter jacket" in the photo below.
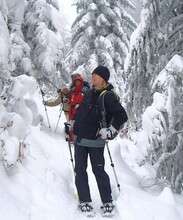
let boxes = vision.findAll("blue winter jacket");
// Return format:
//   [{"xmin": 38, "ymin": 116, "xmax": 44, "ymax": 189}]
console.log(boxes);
[{"xmin": 73, "ymin": 84, "xmax": 128, "ymax": 147}]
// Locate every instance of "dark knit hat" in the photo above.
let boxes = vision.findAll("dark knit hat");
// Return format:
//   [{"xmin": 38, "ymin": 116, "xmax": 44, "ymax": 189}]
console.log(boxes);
[{"xmin": 92, "ymin": 66, "xmax": 110, "ymax": 82}]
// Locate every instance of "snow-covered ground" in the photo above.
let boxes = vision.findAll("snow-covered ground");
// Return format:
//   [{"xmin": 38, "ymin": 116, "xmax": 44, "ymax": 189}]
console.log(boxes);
[{"xmin": 0, "ymin": 76, "xmax": 183, "ymax": 220}]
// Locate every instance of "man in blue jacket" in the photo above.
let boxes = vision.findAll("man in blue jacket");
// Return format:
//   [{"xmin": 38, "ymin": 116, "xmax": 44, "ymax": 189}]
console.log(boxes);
[{"xmin": 73, "ymin": 66, "xmax": 128, "ymax": 216}]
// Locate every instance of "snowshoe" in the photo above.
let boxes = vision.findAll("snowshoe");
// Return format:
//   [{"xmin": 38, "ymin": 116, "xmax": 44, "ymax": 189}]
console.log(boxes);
[
  {"xmin": 78, "ymin": 201, "xmax": 96, "ymax": 217},
  {"xmin": 101, "ymin": 202, "xmax": 115, "ymax": 217}
]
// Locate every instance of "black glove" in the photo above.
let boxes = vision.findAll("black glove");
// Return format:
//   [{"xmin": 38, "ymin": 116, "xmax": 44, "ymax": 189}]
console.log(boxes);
[{"xmin": 64, "ymin": 121, "xmax": 74, "ymax": 135}]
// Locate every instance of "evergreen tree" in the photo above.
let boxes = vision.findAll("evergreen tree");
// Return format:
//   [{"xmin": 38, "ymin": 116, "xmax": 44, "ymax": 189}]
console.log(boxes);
[
  {"xmin": 22, "ymin": 0, "xmax": 65, "ymax": 91},
  {"xmin": 154, "ymin": 55, "xmax": 183, "ymax": 194},
  {"xmin": 138, "ymin": 55, "xmax": 183, "ymax": 194},
  {"xmin": 124, "ymin": 0, "xmax": 183, "ymax": 129},
  {"xmin": 7, "ymin": 0, "xmax": 33, "ymax": 77},
  {"xmin": 125, "ymin": 0, "xmax": 183, "ymax": 193},
  {"xmin": 1, "ymin": 0, "xmax": 71, "ymax": 96},
  {"xmin": 0, "ymin": 0, "xmax": 10, "ymax": 89},
  {"xmin": 158, "ymin": 0, "xmax": 183, "ymax": 64},
  {"xmin": 66, "ymin": 0, "xmax": 137, "ymax": 94}
]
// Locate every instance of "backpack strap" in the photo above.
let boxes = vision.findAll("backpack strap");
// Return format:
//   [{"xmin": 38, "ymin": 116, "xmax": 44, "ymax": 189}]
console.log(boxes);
[
  {"xmin": 99, "ymin": 90, "xmax": 108, "ymax": 128},
  {"xmin": 99, "ymin": 90, "xmax": 120, "ymax": 128}
]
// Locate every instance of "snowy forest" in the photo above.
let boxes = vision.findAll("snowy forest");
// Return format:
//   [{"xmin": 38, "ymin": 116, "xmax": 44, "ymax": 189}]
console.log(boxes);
[{"xmin": 0, "ymin": 0, "xmax": 183, "ymax": 213}]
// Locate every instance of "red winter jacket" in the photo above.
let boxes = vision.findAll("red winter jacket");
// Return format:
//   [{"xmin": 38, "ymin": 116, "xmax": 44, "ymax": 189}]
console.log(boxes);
[{"xmin": 68, "ymin": 76, "xmax": 84, "ymax": 121}]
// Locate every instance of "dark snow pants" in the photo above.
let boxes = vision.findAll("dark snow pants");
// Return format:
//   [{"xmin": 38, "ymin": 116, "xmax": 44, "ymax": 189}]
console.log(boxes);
[{"xmin": 74, "ymin": 144, "xmax": 112, "ymax": 203}]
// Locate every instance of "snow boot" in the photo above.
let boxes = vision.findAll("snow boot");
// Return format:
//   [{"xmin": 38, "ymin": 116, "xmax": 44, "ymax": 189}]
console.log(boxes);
[
  {"xmin": 101, "ymin": 202, "xmax": 115, "ymax": 217},
  {"xmin": 78, "ymin": 201, "xmax": 95, "ymax": 217}
]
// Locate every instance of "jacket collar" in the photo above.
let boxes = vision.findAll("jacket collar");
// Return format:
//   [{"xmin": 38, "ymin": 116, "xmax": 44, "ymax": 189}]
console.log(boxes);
[{"xmin": 92, "ymin": 83, "xmax": 114, "ymax": 92}]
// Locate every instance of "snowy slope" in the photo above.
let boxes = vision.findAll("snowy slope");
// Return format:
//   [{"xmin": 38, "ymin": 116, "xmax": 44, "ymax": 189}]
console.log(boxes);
[{"xmin": 0, "ymin": 79, "xmax": 183, "ymax": 220}]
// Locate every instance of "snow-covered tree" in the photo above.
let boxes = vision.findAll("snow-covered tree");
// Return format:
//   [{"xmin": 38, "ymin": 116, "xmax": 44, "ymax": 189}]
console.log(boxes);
[
  {"xmin": 158, "ymin": 0, "xmax": 183, "ymax": 63},
  {"xmin": 124, "ymin": 0, "xmax": 183, "ymax": 129},
  {"xmin": 127, "ymin": 0, "xmax": 142, "ymax": 24},
  {"xmin": 6, "ymin": 0, "xmax": 34, "ymax": 78},
  {"xmin": 0, "ymin": 0, "xmax": 11, "ymax": 89},
  {"xmin": 137, "ymin": 92, "xmax": 167, "ymax": 165},
  {"xmin": 154, "ymin": 55, "xmax": 183, "ymax": 194},
  {"xmin": 22, "ymin": 0, "xmax": 66, "ymax": 91},
  {"xmin": 0, "ymin": 0, "xmax": 70, "ymax": 94},
  {"xmin": 124, "ymin": 0, "xmax": 183, "ymax": 193},
  {"xmin": 66, "ymin": 0, "xmax": 137, "ymax": 94},
  {"xmin": 136, "ymin": 55, "xmax": 183, "ymax": 193}
]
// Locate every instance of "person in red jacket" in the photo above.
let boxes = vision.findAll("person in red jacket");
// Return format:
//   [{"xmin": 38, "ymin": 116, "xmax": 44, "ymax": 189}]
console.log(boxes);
[{"xmin": 68, "ymin": 76, "xmax": 84, "ymax": 141}]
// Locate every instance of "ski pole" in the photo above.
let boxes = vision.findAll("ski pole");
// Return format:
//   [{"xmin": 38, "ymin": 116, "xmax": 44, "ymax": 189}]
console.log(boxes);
[
  {"xmin": 68, "ymin": 139, "xmax": 75, "ymax": 177},
  {"xmin": 99, "ymin": 92, "xmax": 121, "ymax": 192},
  {"xmin": 42, "ymin": 75, "xmax": 60, "ymax": 90},
  {"xmin": 54, "ymin": 104, "xmax": 63, "ymax": 134},
  {"xmin": 64, "ymin": 122, "xmax": 75, "ymax": 177},
  {"xmin": 106, "ymin": 141, "xmax": 120, "ymax": 192},
  {"xmin": 68, "ymin": 139, "xmax": 79, "ymax": 199},
  {"xmin": 40, "ymin": 89, "xmax": 52, "ymax": 131},
  {"xmin": 36, "ymin": 79, "xmax": 52, "ymax": 131},
  {"xmin": 64, "ymin": 122, "xmax": 79, "ymax": 199}
]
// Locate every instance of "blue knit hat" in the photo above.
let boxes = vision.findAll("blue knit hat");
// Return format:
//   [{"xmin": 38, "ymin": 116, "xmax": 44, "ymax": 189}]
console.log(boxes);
[{"xmin": 92, "ymin": 66, "xmax": 110, "ymax": 82}]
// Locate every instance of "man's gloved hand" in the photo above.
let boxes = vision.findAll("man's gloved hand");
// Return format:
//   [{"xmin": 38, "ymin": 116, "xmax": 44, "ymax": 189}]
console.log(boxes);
[
  {"xmin": 42, "ymin": 100, "xmax": 47, "ymax": 105},
  {"xmin": 99, "ymin": 125, "xmax": 118, "ymax": 140},
  {"xmin": 62, "ymin": 96, "xmax": 69, "ymax": 103},
  {"xmin": 64, "ymin": 120, "xmax": 75, "ymax": 135},
  {"xmin": 68, "ymin": 120, "xmax": 74, "ymax": 130}
]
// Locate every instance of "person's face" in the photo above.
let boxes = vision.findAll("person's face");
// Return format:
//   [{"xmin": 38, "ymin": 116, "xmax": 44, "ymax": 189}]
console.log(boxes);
[
  {"xmin": 92, "ymin": 73, "xmax": 104, "ymax": 88},
  {"xmin": 71, "ymin": 74, "xmax": 80, "ymax": 82},
  {"xmin": 62, "ymin": 88, "xmax": 69, "ymax": 95},
  {"xmin": 75, "ymin": 79, "xmax": 82, "ymax": 86}
]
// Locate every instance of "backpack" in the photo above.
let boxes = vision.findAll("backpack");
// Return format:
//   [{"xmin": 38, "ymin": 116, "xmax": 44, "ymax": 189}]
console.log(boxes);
[
  {"xmin": 82, "ymin": 81, "xmax": 90, "ymax": 93},
  {"xmin": 98, "ymin": 90, "xmax": 120, "ymax": 128}
]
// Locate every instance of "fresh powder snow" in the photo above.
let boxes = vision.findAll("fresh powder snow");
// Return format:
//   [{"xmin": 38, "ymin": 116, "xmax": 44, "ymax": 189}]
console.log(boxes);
[{"xmin": 0, "ymin": 75, "xmax": 183, "ymax": 220}]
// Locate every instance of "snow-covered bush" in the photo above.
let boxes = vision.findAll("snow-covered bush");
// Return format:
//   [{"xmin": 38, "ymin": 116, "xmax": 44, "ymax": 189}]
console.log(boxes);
[
  {"xmin": 0, "ymin": 75, "xmax": 43, "ymax": 170},
  {"xmin": 137, "ymin": 92, "xmax": 167, "ymax": 165}
]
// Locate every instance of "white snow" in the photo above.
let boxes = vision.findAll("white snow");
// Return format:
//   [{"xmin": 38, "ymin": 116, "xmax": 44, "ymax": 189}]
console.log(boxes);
[
  {"xmin": 0, "ymin": 11, "xmax": 10, "ymax": 70},
  {"xmin": 0, "ymin": 75, "xmax": 183, "ymax": 220},
  {"xmin": 0, "ymin": 0, "xmax": 183, "ymax": 217}
]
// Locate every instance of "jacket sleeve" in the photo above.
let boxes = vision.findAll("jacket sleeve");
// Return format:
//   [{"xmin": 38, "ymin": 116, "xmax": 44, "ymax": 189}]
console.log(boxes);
[
  {"xmin": 45, "ymin": 95, "xmax": 62, "ymax": 107},
  {"xmin": 104, "ymin": 92, "xmax": 128, "ymax": 130}
]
